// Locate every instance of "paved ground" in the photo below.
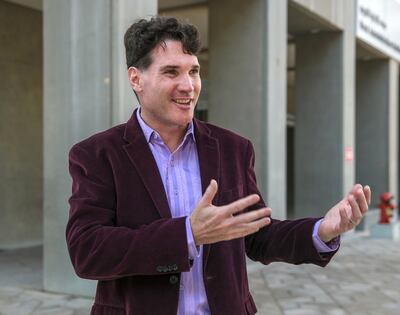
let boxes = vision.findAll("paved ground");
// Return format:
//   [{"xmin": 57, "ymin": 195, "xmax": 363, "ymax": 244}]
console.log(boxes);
[
  {"xmin": 248, "ymin": 235, "xmax": 400, "ymax": 315},
  {"xmin": 0, "ymin": 234, "xmax": 399, "ymax": 315}
]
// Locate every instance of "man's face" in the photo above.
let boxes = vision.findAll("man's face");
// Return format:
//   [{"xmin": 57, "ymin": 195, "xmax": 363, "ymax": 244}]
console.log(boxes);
[{"xmin": 129, "ymin": 40, "xmax": 201, "ymax": 132}]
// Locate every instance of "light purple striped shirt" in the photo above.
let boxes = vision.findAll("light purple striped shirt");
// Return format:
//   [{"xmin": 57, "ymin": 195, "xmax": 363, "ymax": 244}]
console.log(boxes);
[
  {"xmin": 136, "ymin": 109, "xmax": 210, "ymax": 315},
  {"xmin": 136, "ymin": 109, "xmax": 338, "ymax": 315}
]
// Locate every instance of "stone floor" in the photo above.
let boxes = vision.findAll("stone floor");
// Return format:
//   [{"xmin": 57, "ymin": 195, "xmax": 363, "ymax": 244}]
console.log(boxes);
[
  {"xmin": 0, "ymin": 234, "xmax": 399, "ymax": 315},
  {"xmin": 0, "ymin": 247, "xmax": 91, "ymax": 315}
]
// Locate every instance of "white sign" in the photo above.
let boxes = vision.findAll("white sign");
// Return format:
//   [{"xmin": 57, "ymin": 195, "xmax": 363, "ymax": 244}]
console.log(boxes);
[{"xmin": 357, "ymin": 0, "xmax": 400, "ymax": 61}]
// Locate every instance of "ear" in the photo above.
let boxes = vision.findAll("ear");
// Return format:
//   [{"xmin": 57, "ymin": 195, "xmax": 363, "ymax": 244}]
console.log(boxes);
[{"xmin": 127, "ymin": 67, "xmax": 143, "ymax": 93}]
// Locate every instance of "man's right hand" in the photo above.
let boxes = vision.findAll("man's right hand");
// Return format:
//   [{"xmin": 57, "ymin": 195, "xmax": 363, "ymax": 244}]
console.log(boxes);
[{"xmin": 189, "ymin": 179, "xmax": 271, "ymax": 246}]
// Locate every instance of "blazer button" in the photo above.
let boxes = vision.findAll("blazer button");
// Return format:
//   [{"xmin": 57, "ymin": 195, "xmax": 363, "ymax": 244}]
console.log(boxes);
[{"xmin": 169, "ymin": 275, "xmax": 179, "ymax": 285}]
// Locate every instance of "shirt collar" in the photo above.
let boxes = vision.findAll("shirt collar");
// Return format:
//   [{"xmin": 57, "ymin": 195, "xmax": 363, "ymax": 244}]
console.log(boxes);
[{"xmin": 136, "ymin": 107, "xmax": 196, "ymax": 144}]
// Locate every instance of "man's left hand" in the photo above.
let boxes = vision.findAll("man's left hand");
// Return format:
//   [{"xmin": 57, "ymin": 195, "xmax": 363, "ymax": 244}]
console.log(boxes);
[{"xmin": 318, "ymin": 184, "xmax": 371, "ymax": 242}]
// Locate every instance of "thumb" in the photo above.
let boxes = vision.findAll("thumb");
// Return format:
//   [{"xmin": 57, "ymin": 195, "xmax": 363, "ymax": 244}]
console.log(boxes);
[{"xmin": 199, "ymin": 179, "xmax": 218, "ymax": 206}]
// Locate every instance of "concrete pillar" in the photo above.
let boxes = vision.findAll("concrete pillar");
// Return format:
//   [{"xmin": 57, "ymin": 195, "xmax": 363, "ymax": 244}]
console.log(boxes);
[
  {"xmin": 208, "ymin": 0, "xmax": 287, "ymax": 219},
  {"xmin": 388, "ymin": 60, "xmax": 399, "ymax": 205},
  {"xmin": 112, "ymin": 0, "xmax": 157, "ymax": 124},
  {"xmin": 0, "ymin": 1, "xmax": 43, "ymax": 249},
  {"xmin": 356, "ymin": 59, "xmax": 399, "ymax": 204},
  {"xmin": 294, "ymin": 2, "xmax": 356, "ymax": 217},
  {"xmin": 43, "ymin": 0, "xmax": 156, "ymax": 296}
]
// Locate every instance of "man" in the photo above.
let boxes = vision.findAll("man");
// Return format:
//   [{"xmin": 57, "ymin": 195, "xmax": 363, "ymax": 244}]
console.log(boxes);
[{"xmin": 66, "ymin": 16, "xmax": 371, "ymax": 315}]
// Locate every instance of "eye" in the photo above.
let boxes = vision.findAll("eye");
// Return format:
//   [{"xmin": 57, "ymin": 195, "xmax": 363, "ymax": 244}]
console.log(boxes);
[
  {"xmin": 164, "ymin": 69, "xmax": 178, "ymax": 76},
  {"xmin": 190, "ymin": 68, "xmax": 200, "ymax": 75}
]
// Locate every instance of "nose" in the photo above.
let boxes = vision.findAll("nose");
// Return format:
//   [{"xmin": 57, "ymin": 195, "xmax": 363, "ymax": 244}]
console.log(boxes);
[{"xmin": 178, "ymin": 74, "xmax": 194, "ymax": 93}]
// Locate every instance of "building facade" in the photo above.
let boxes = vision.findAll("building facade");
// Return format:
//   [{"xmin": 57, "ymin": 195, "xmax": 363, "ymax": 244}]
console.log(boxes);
[{"xmin": 1, "ymin": 0, "xmax": 399, "ymax": 296}]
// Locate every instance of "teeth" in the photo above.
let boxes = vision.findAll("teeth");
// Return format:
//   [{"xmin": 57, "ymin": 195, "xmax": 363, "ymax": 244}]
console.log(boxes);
[{"xmin": 175, "ymin": 99, "xmax": 191, "ymax": 104}]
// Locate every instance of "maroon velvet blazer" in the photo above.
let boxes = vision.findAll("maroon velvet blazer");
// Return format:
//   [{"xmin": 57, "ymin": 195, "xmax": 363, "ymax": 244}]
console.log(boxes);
[{"xmin": 66, "ymin": 110, "xmax": 336, "ymax": 315}]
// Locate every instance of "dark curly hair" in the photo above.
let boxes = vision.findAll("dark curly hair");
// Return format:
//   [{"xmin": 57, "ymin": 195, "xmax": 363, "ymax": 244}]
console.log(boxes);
[{"xmin": 124, "ymin": 16, "xmax": 201, "ymax": 70}]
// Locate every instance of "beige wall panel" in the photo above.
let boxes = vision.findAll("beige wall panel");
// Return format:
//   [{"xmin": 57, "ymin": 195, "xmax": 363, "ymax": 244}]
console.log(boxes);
[
  {"xmin": 291, "ymin": 0, "xmax": 345, "ymax": 29},
  {"xmin": 0, "ymin": 0, "xmax": 43, "ymax": 249}
]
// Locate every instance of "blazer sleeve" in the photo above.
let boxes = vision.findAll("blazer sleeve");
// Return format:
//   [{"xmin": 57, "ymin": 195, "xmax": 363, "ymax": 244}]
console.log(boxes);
[
  {"xmin": 243, "ymin": 140, "xmax": 338, "ymax": 267},
  {"xmin": 66, "ymin": 144, "xmax": 191, "ymax": 281}
]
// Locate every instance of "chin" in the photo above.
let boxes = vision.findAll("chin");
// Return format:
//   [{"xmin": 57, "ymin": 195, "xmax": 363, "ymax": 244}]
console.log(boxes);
[
  {"xmin": 176, "ymin": 112, "xmax": 194, "ymax": 124},
  {"xmin": 178, "ymin": 117, "xmax": 193, "ymax": 127}
]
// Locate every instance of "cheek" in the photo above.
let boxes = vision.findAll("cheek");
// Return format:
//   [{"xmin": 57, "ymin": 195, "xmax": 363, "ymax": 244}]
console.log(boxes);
[
  {"xmin": 158, "ymin": 82, "xmax": 175, "ymax": 96},
  {"xmin": 193, "ymin": 81, "xmax": 201, "ymax": 94}
]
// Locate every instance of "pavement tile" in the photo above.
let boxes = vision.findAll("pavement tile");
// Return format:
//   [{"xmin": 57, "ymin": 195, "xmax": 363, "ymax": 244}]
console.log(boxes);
[
  {"xmin": 325, "ymin": 309, "xmax": 346, "ymax": 315},
  {"xmin": 63, "ymin": 297, "xmax": 93, "ymax": 309},
  {"xmin": 31, "ymin": 309, "xmax": 74, "ymax": 315},
  {"xmin": 1, "ymin": 236, "xmax": 400, "ymax": 315},
  {"xmin": 0, "ymin": 287, "xmax": 23, "ymax": 298},
  {"xmin": 284, "ymin": 308, "xmax": 320, "ymax": 315},
  {"xmin": 0, "ymin": 299, "xmax": 40, "ymax": 315}
]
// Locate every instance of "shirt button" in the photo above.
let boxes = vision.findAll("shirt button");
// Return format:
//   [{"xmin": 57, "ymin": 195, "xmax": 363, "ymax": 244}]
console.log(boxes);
[{"xmin": 169, "ymin": 275, "xmax": 179, "ymax": 285}]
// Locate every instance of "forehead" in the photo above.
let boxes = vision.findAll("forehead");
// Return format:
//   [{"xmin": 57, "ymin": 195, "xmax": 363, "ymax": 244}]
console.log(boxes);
[{"xmin": 150, "ymin": 40, "xmax": 199, "ymax": 67}]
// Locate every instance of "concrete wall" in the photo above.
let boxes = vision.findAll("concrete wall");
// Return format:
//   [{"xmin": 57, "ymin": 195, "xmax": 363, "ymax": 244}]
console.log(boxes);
[
  {"xmin": 0, "ymin": 0, "xmax": 43, "ymax": 249},
  {"xmin": 10, "ymin": 0, "xmax": 399, "ymax": 297},
  {"xmin": 43, "ymin": 0, "xmax": 112, "ymax": 296},
  {"xmin": 295, "ymin": 32, "xmax": 344, "ymax": 217},
  {"xmin": 293, "ymin": 0, "xmax": 356, "ymax": 218},
  {"xmin": 356, "ymin": 59, "xmax": 399, "ymax": 204},
  {"xmin": 208, "ymin": 0, "xmax": 287, "ymax": 218},
  {"xmin": 290, "ymin": 0, "xmax": 345, "ymax": 29},
  {"xmin": 43, "ymin": 0, "xmax": 157, "ymax": 296},
  {"xmin": 356, "ymin": 60, "xmax": 390, "ymax": 199}
]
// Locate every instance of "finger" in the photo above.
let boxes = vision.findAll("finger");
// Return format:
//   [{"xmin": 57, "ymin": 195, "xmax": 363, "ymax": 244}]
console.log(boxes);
[
  {"xmin": 342, "ymin": 199, "xmax": 350, "ymax": 211},
  {"xmin": 247, "ymin": 216, "xmax": 271, "ymax": 232},
  {"xmin": 236, "ymin": 216, "xmax": 271, "ymax": 237},
  {"xmin": 348, "ymin": 194, "xmax": 362, "ymax": 222},
  {"xmin": 349, "ymin": 183, "xmax": 363, "ymax": 195},
  {"xmin": 224, "ymin": 194, "xmax": 261, "ymax": 215},
  {"xmin": 354, "ymin": 188, "xmax": 369, "ymax": 214},
  {"xmin": 339, "ymin": 206, "xmax": 354, "ymax": 229},
  {"xmin": 232, "ymin": 207, "xmax": 271, "ymax": 224},
  {"xmin": 199, "ymin": 179, "xmax": 218, "ymax": 206},
  {"xmin": 363, "ymin": 185, "xmax": 371, "ymax": 205},
  {"xmin": 227, "ymin": 216, "xmax": 271, "ymax": 240}
]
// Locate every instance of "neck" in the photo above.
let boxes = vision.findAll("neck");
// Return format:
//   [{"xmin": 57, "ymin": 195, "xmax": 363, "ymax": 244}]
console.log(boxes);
[
  {"xmin": 139, "ymin": 111, "xmax": 189, "ymax": 152},
  {"xmin": 157, "ymin": 125, "xmax": 187, "ymax": 152}
]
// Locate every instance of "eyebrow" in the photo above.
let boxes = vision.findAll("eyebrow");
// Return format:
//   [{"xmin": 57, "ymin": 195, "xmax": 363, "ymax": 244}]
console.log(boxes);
[{"xmin": 160, "ymin": 65, "xmax": 200, "ymax": 72}]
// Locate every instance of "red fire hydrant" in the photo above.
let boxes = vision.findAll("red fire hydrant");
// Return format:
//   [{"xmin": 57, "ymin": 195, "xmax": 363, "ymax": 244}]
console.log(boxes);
[{"xmin": 379, "ymin": 192, "xmax": 396, "ymax": 224}]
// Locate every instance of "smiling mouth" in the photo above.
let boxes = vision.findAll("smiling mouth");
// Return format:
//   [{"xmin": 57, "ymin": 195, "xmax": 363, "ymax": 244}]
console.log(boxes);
[{"xmin": 172, "ymin": 98, "xmax": 192, "ymax": 106}]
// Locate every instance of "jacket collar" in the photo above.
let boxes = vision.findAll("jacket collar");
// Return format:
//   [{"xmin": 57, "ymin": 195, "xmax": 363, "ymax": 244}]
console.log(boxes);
[{"xmin": 124, "ymin": 109, "xmax": 220, "ymax": 192}]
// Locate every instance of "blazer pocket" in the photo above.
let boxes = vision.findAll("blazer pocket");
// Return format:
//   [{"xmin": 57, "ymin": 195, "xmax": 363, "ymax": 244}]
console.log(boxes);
[
  {"xmin": 218, "ymin": 184, "xmax": 244, "ymax": 205},
  {"xmin": 91, "ymin": 303, "xmax": 125, "ymax": 315}
]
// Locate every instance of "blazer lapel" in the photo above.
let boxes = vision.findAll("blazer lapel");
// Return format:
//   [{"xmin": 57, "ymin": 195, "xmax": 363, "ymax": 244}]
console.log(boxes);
[
  {"xmin": 123, "ymin": 110, "xmax": 171, "ymax": 219},
  {"xmin": 194, "ymin": 119, "xmax": 220, "ymax": 270}
]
